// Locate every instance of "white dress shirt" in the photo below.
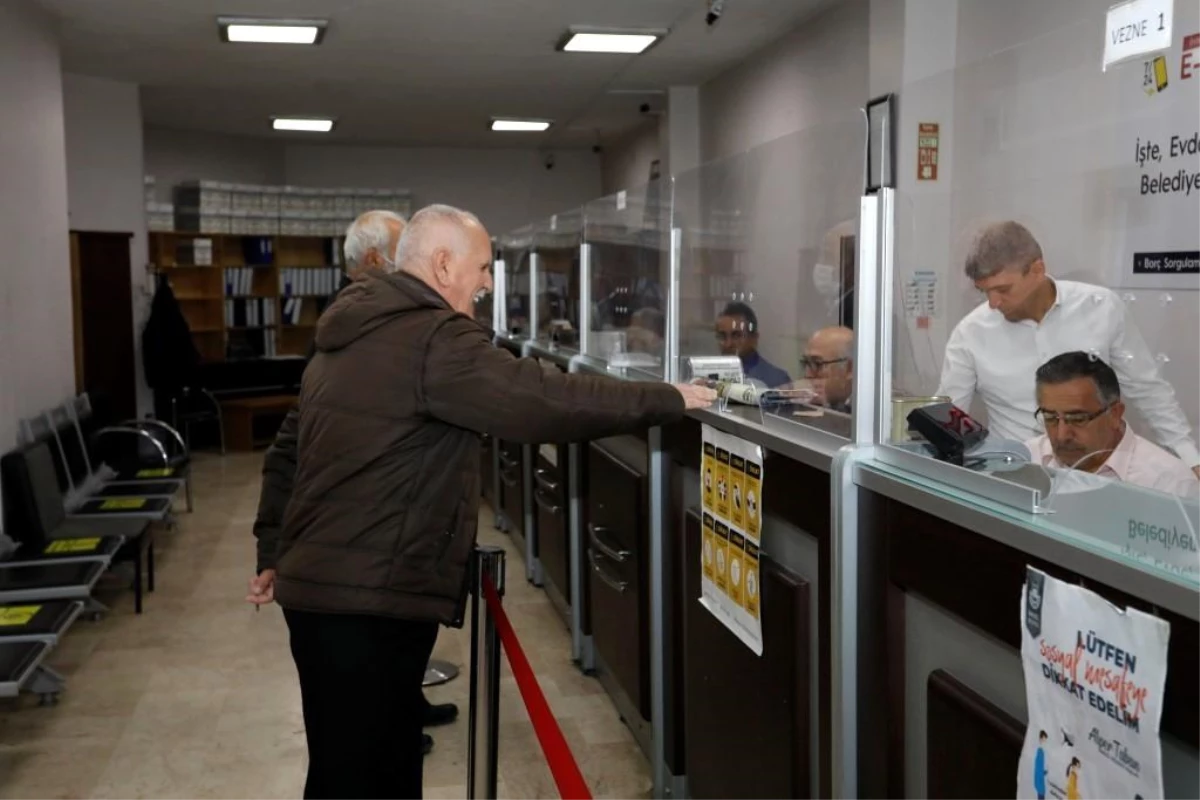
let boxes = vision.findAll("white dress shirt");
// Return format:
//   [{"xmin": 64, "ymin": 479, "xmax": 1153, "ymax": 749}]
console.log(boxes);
[
  {"xmin": 1026, "ymin": 424, "xmax": 1199, "ymax": 499},
  {"xmin": 937, "ymin": 279, "xmax": 1200, "ymax": 467}
]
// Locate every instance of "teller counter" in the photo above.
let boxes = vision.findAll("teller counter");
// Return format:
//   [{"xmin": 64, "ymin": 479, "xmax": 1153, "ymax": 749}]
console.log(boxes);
[{"xmin": 848, "ymin": 456, "xmax": 1200, "ymax": 800}]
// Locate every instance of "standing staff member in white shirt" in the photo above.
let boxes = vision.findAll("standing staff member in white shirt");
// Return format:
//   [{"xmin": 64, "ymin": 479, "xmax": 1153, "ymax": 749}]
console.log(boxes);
[{"xmin": 937, "ymin": 221, "xmax": 1200, "ymax": 478}]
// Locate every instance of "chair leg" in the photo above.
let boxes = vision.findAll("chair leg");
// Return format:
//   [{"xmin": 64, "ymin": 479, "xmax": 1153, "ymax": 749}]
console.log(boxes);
[
  {"xmin": 147, "ymin": 542, "xmax": 155, "ymax": 593},
  {"xmin": 133, "ymin": 544, "xmax": 143, "ymax": 615},
  {"xmin": 185, "ymin": 473, "xmax": 194, "ymax": 512}
]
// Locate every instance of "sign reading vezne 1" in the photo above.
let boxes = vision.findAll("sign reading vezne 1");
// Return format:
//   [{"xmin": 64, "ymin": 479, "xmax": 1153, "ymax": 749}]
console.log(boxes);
[{"xmin": 1103, "ymin": 0, "xmax": 1173, "ymax": 69}]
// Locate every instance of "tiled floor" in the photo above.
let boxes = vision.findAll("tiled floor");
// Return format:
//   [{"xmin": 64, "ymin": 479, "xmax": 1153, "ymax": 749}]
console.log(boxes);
[{"xmin": 0, "ymin": 452, "xmax": 651, "ymax": 799}]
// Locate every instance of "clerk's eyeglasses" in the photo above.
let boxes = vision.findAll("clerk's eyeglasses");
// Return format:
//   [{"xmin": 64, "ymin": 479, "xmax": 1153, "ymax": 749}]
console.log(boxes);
[
  {"xmin": 1034, "ymin": 404, "xmax": 1113, "ymax": 429},
  {"xmin": 800, "ymin": 356, "xmax": 848, "ymax": 374}
]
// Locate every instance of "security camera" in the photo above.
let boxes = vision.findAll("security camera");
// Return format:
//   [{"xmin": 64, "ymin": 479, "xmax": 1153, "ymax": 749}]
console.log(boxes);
[
  {"xmin": 543, "ymin": 152, "xmax": 556, "ymax": 170},
  {"xmin": 639, "ymin": 103, "xmax": 651, "ymax": 114},
  {"xmin": 706, "ymin": 0, "xmax": 725, "ymax": 25}
]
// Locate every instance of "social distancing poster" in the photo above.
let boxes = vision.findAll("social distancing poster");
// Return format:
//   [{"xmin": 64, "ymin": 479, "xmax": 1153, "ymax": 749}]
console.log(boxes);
[
  {"xmin": 1017, "ymin": 567, "xmax": 1169, "ymax": 800},
  {"xmin": 700, "ymin": 424, "xmax": 764, "ymax": 655}
]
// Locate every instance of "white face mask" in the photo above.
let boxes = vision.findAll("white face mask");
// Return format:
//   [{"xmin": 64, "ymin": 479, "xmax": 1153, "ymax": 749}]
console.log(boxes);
[{"xmin": 813, "ymin": 263, "xmax": 840, "ymax": 297}]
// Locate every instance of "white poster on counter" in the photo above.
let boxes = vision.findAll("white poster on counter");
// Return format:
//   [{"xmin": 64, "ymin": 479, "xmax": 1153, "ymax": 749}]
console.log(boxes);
[
  {"xmin": 1017, "ymin": 567, "xmax": 1170, "ymax": 800},
  {"xmin": 699, "ymin": 424, "xmax": 764, "ymax": 655}
]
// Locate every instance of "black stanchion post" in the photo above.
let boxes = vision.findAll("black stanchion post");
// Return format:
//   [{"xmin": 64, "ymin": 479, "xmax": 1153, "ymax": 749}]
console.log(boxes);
[{"xmin": 467, "ymin": 545, "xmax": 506, "ymax": 800}]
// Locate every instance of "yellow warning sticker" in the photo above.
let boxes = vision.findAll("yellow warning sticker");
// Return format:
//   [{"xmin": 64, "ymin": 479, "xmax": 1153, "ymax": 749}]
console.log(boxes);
[
  {"xmin": 0, "ymin": 606, "xmax": 41, "ymax": 627},
  {"xmin": 136, "ymin": 468, "xmax": 173, "ymax": 478},
  {"xmin": 100, "ymin": 497, "xmax": 147, "ymax": 511},
  {"xmin": 45, "ymin": 537, "xmax": 102, "ymax": 554}
]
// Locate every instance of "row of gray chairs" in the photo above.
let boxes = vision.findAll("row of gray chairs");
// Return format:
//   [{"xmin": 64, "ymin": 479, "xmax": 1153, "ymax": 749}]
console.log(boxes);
[{"xmin": 0, "ymin": 394, "xmax": 195, "ymax": 704}]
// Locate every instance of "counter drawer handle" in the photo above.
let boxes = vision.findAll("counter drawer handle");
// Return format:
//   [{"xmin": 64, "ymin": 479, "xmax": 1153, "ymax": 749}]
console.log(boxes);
[
  {"xmin": 499, "ymin": 454, "xmax": 518, "ymax": 470},
  {"xmin": 534, "ymin": 490, "xmax": 561, "ymax": 516},
  {"xmin": 534, "ymin": 468, "xmax": 559, "ymax": 493},
  {"xmin": 500, "ymin": 471, "xmax": 519, "ymax": 488},
  {"xmin": 587, "ymin": 523, "xmax": 630, "ymax": 562},
  {"xmin": 589, "ymin": 550, "xmax": 628, "ymax": 593}
]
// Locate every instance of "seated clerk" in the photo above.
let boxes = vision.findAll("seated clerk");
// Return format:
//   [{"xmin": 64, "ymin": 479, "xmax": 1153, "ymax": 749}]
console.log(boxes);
[
  {"xmin": 715, "ymin": 302, "xmax": 791, "ymax": 388},
  {"xmin": 937, "ymin": 220, "xmax": 1199, "ymax": 478},
  {"xmin": 802, "ymin": 326, "xmax": 854, "ymax": 413},
  {"xmin": 1026, "ymin": 351, "xmax": 1198, "ymax": 499}
]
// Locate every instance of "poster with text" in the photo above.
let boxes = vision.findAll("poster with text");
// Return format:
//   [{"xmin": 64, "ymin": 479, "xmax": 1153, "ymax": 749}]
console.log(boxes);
[
  {"xmin": 1017, "ymin": 568, "xmax": 1169, "ymax": 800},
  {"xmin": 699, "ymin": 424, "xmax": 763, "ymax": 655}
]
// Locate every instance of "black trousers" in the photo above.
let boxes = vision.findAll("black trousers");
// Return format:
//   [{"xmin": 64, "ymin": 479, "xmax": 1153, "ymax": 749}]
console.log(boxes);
[{"xmin": 284, "ymin": 608, "xmax": 439, "ymax": 800}]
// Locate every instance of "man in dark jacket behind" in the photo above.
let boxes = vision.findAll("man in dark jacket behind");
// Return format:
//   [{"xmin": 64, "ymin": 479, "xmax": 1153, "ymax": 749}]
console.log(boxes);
[{"xmin": 273, "ymin": 204, "xmax": 715, "ymax": 799}]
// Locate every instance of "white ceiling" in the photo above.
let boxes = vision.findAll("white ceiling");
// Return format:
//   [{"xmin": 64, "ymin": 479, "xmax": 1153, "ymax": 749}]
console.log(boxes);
[{"xmin": 39, "ymin": 0, "xmax": 836, "ymax": 148}]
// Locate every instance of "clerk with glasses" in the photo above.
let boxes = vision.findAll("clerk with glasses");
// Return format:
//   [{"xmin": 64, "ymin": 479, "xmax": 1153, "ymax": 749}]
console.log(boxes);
[
  {"xmin": 937, "ymin": 220, "xmax": 1199, "ymax": 478},
  {"xmin": 800, "ymin": 326, "xmax": 854, "ymax": 412},
  {"xmin": 1025, "ymin": 352, "xmax": 1197, "ymax": 498}
]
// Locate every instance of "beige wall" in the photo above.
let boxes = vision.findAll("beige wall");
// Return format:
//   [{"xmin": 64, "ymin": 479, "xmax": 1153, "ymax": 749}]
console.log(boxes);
[
  {"xmin": 63, "ymin": 73, "xmax": 152, "ymax": 416},
  {"xmin": 142, "ymin": 129, "xmax": 602, "ymax": 236},
  {"xmin": 0, "ymin": 3, "xmax": 74, "ymax": 460},
  {"xmin": 600, "ymin": 119, "xmax": 664, "ymax": 196}
]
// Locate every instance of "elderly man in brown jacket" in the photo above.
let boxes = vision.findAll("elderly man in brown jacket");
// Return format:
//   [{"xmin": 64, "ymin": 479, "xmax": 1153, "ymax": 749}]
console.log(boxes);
[{"xmin": 271, "ymin": 204, "xmax": 714, "ymax": 799}]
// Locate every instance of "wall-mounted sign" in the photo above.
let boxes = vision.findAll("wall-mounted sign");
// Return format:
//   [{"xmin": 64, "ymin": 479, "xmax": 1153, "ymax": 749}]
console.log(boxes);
[
  {"xmin": 1017, "ymin": 568, "xmax": 1169, "ymax": 800},
  {"xmin": 917, "ymin": 122, "xmax": 940, "ymax": 181},
  {"xmin": 1104, "ymin": 0, "xmax": 1173, "ymax": 70},
  {"xmin": 700, "ymin": 424, "xmax": 764, "ymax": 655},
  {"xmin": 1182, "ymin": 32, "xmax": 1199, "ymax": 79}
]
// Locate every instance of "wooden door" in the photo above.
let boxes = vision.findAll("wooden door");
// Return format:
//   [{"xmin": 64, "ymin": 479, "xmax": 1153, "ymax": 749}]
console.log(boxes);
[{"xmin": 73, "ymin": 231, "xmax": 137, "ymax": 421}]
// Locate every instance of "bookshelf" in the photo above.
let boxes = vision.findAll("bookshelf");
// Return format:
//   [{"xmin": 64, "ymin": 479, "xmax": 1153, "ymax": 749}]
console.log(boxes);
[{"xmin": 150, "ymin": 232, "xmax": 344, "ymax": 363}]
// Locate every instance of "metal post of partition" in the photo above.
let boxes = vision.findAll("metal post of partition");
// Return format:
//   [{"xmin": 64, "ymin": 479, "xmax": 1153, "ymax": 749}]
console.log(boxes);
[
  {"xmin": 493, "ymin": 258, "xmax": 507, "ymax": 335},
  {"xmin": 851, "ymin": 196, "xmax": 881, "ymax": 443},
  {"xmin": 528, "ymin": 252, "xmax": 540, "ymax": 340},
  {"xmin": 666, "ymin": 228, "xmax": 682, "ymax": 383},
  {"xmin": 566, "ymin": 355, "xmax": 596, "ymax": 671},
  {"xmin": 874, "ymin": 188, "xmax": 896, "ymax": 444},
  {"xmin": 467, "ymin": 546, "xmax": 506, "ymax": 800},
  {"xmin": 579, "ymin": 243, "xmax": 592, "ymax": 356},
  {"xmin": 518, "ymin": 345, "xmax": 544, "ymax": 587},
  {"xmin": 647, "ymin": 426, "xmax": 676, "ymax": 797}
]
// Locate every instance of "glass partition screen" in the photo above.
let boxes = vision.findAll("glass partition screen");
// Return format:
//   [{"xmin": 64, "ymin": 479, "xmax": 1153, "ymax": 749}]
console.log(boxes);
[
  {"xmin": 673, "ymin": 115, "xmax": 865, "ymax": 438},
  {"xmin": 881, "ymin": 9, "xmax": 1200, "ymax": 583},
  {"xmin": 583, "ymin": 181, "xmax": 671, "ymax": 377},
  {"xmin": 533, "ymin": 209, "xmax": 583, "ymax": 350}
]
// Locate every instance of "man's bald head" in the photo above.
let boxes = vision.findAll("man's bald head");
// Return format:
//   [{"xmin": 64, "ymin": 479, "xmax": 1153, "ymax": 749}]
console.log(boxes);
[
  {"xmin": 804, "ymin": 325, "xmax": 855, "ymax": 409},
  {"xmin": 394, "ymin": 204, "xmax": 494, "ymax": 316},
  {"xmin": 344, "ymin": 210, "xmax": 405, "ymax": 280}
]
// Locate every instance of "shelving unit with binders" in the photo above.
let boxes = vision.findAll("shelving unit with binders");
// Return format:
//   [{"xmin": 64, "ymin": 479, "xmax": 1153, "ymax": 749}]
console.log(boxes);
[{"xmin": 150, "ymin": 231, "xmax": 344, "ymax": 363}]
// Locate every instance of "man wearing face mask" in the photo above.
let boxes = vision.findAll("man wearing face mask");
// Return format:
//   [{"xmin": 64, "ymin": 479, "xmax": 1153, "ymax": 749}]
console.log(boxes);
[
  {"xmin": 247, "ymin": 210, "xmax": 461, "ymax": 755},
  {"xmin": 937, "ymin": 221, "xmax": 1199, "ymax": 479},
  {"xmin": 272, "ymin": 204, "xmax": 715, "ymax": 799},
  {"xmin": 1026, "ymin": 352, "xmax": 1196, "ymax": 498},
  {"xmin": 715, "ymin": 302, "xmax": 791, "ymax": 388}
]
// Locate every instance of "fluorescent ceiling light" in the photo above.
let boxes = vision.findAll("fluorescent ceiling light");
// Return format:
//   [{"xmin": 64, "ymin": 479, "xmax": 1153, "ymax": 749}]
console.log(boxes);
[
  {"xmin": 491, "ymin": 119, "xmax": 552, "ymax": 132},
  {"xmin": 272, "ymin": 117, "xmax": 335, "ymax": 133},
  {"xmin": 559, "ymin": 29, "xmax": 663, "ymax": 54},
  {"xmin": 219, "ymin": 17, "xmax": 327, "ymax": 45}
]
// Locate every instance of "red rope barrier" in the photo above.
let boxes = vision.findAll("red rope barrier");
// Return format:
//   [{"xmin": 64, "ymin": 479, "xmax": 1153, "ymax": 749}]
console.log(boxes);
[{"xmin": 482, "ymin": 575, "xmax": 593, "ymax": 800}]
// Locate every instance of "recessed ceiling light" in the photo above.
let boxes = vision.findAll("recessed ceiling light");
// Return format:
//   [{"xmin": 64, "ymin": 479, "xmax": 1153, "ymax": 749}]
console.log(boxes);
[
  {"xmin": 272, "ymin": 117, "xmax": 336, "ymax": 133},
  {"xmin": 219, "ymin": 17, "xmax": 328, "ymax": 45},
  {"xmin": 490, "ymin": 119, "xmax": 552, "ymax": 132},
  {"xmin": 558, "ymin": 28, "xmax": 664, "ymax": 54}
]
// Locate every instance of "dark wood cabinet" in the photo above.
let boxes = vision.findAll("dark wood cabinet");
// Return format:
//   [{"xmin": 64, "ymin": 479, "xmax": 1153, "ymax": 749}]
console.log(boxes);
[
  {"xmin": 682, "ymin": 508, "xmax": 813, "ymax": 799},
  {"xmin": 534, "ymin": 446, "xmax": 570, "ymax": 607},
  {"xmin": 587, "ymin": 437, "xmax": 650, "ymax": 720}
]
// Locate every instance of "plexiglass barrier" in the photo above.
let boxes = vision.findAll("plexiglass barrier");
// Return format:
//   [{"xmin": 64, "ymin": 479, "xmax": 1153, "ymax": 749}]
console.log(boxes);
[
  {"xmin": 878, "ymin": 10, "xmax": 1200, "ymax": 584},
  {"xmin": 674, "ymin": 114, "xmax": 865, "ymax": 439},
  {"xmin": 498, "ymin": 225, "xmax": 534, "ymax": 338},
  {"xmin": 583, "ymin": 181, "xmax": 671, "ymax": 377},
  {"xmin": 532, "ymin": 209, "xmax": 583, "ymax": 350}
]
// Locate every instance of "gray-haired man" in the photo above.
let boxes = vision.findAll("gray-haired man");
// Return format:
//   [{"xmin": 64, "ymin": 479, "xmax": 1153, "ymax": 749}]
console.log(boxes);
[
  {"xmin": 246, "ymin": 209, "xmax": 459, "ymax": 753},
  {"xmin": 936, "ymin": 220, "xmax": 1198, "ymax": 477}
]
